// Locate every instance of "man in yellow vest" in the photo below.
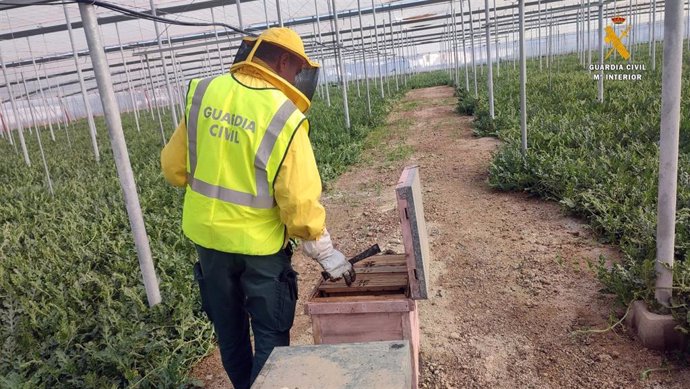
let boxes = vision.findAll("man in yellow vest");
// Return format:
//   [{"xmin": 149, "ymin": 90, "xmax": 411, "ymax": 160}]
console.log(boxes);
[{"xmin": 160, "ymin": 28, "xmax": 355, "ymax": 389}]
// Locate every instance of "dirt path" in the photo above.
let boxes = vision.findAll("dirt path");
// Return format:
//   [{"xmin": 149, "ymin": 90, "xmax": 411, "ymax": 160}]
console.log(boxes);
[{"xmin": 192, "ymin": 86, "xmax": 690, "ymax": 389}]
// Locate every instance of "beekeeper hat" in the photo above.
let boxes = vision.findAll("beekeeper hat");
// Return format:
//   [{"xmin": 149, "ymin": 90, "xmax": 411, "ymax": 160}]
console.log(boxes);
[{"xmin": 230, "ymin": 28, "xmax": 321, "ymax": 105}]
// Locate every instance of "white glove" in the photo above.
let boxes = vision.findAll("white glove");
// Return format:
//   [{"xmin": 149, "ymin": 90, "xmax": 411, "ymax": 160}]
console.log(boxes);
[{"xmin": 302, "ymin": 229, "xmax": 356, "ymax": 285}]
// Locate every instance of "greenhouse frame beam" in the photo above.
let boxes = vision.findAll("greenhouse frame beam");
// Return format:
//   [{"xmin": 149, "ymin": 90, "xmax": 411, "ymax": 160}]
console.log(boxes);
[{"xmin": 0, "ymin": 0, "xmax": 255, "ymax": 41}]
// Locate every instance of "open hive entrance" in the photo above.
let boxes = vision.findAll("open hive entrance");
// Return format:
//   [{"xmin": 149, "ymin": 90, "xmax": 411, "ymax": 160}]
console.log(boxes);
[{"xmin": 314, "ymin": 255, "xmax": 409, "ymax": 299}]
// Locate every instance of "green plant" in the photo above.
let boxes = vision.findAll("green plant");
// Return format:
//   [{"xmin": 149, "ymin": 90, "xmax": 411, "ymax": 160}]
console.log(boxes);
[{"xmin": 460, "ymin": 44, "xmax": 690, "ymax": 333}]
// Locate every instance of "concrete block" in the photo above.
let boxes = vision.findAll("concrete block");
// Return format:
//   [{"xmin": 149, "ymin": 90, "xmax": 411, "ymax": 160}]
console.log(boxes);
[
  {"xmin": 252, "ymin": 340, "xmax": 412, "ymax": 389},
  {"xmin": 626, "ymin": 300, "xmax": 687, "ymax": 351}
]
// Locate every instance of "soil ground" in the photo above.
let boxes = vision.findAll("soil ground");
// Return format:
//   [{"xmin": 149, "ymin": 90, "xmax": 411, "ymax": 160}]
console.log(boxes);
[{"xmin": 191, "ymin": 86, "xmax": 690, "ymax": 388}]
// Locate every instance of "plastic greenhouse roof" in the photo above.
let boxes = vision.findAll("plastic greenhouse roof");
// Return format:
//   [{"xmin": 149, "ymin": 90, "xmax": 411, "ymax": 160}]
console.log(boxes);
[{"xmin": 0, "ymin": 0, "xmax": 675, "ymax": 102}]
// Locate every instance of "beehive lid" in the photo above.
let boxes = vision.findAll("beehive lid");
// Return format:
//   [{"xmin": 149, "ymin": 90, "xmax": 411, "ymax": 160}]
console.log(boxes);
[
  {"xmin": 395, "ymin": 166, "xmax": 430, "ymax": 300},
  {"xmin": 252, "ymin": 340, "xmax": 412, "ymax": 389}
]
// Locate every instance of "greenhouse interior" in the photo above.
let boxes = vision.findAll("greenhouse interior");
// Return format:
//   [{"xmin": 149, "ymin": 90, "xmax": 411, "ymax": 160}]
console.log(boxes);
[{"xmin": 2, "ymin": 0, "xmax": 690, "ymax": 387}]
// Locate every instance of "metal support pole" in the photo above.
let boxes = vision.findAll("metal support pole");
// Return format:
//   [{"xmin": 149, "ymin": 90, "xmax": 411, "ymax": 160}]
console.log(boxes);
[
  {"xmin": 263, "ymin": 0, "xmax": 270, "ymax": 26},
  {"xmin": 115, "ymin": 23, "xmax": 141, "ymax": 133},
  {"xmin": 655, "ymin": 0, "xmax": 685, "ymax": 307},
  {"xmin": 40, "ymin": 66, "xmax": 61, "ymax": 135},
  {"xmin": 493, "ymin": 0, "xmax": 499, "ymax": 77},
  {"xmin": 149, "ymin": 0, "xmax": 178, "ymax": 129},
  {"xmin": 460, "ymin": 0, "xmax": 470, "ymax": 91},
  {"xmin": 627, "ymin": 0, "xmax": 633, "ymax": 62},
  {"xmin": 26, "ymin": 38, "xmax": 55, "ymax": 141},
  {"xmin": 469, "ymin": 0, "xmax": 478, "ymax": 97},
  {"xmin": 588, "ymin": 0, "xmax": 592, "ymax": 68},
  {"xmin": 276, "ymin": 0, "xmax": 283, "ymax": 27},
  {"xmin": 575, "ymin": 4, "xmax": 582, "ymax": 61},
  {"xmin": 64, "ymin": 3, "xmax": 100, "ymax": 161},
  {"xmin": 210, "ymin": 7, "xmax": 225, "ymax": 73},
  {"xmin": 388, "ymin": 9, "xmax": 399, "ymax": 92},
  {"xmin": 0, "ymin": 50, "xmax": 29, "ymax": 165},
  {"xmin": 55, "ymin": 83, "xmax": 72, "ymax": 145},
  {"xmin": 330, "ymin": 0, "xmax": 351, "ymax": 131},
  {"xmin": 508, "ymin": 3, "xmax": 517, "ymax": 70},
  {"xmin": 326, "ymin": 0, "xmax": 342, "ymax": 86},
  {"xmin": 451, "ymin": 0, "xmax": 459, "ymax": 86},
  {"xmin": 651, "ymin": 0, "xmax": 657, "ymax": 71},
  {"xmin": 519, "ymin": 0, "xmax": 527, "ymax": 154},
  {"xmin": 204, "ymin": 39, "xmax": 213, "ymax": 78},
  {"xmin": 0, "ymin": 104, "xmax": 8, "ymax": 142},
  {"xmin": 167, "ymin": 34, "xmax": 185, "ymax": 116},
  {"xmin": 47, "ymin": 79, "xmax": 71, "ymax": 148},
  {"xmin": 484, "ymin": 0, "xmax": 495, "ymax": 119},
  {"xmin": 538, "ymin": 0, "xmax": 542, "ymax": 70},
  {"xmin": 22, "ymin": 78, "xmax": 54, "ymax": 195},
  {"xmin": 383, "ymin": 18, "xmax": 391, "ymax": 96},
  {"xmin": 357, "ymin": 0, "xmax": 372, "ymax": 116},
  {"xmin": 400, "ymin": 20, "xmax": 408, "ymax": 86},
  {"xmin": 140, "ymin": 57, "xmax": 156, "ymax": 119},
  {"xmin": 235, "ymin": 0, "xmax": 244, "ymax": 29},
  {"xmin": 349, "ymin": 16, "xmax": 361, "ymax": 97},
  {"xmin": 145, "ymin": 54, "xmax": 167, "ymax": 144},
  {"xmin": 633, "ymin": 0, "xmax": 639, "ymax": 61},
  {"xmin": 310, "ymin": 20, "xmax": 322, "ymax": 100},
  {"xmin": 598, "ymin": 0, "xmax": 604, "ymax": 103},
  {"xmin": 372, "ymin": 0, "xmax": 385, "ymax": 98},
  {"xmin": 649, "ymin": 1, "xmax": 654, "ymax": 57},
  {"xmin": 60, "ymin": 86, "xmax": 73, "ymax": 125},
  {"xmin": 314, "ymin": 0, "xmax": 331, "ymax": 106},
  {"xmin": 545, "ymin": 8, "xmax": 551, "ymax": 69},
  {"xmin": 40, "ymin": 34, "xmax": 64, "ymax": 134},
  {"xmin": 78, "ymin": 2, "xmax": 161, "ymax": 307},
  {"xmin": 447, "ymin": 26, "xmax": 452, "ymax": 76}
]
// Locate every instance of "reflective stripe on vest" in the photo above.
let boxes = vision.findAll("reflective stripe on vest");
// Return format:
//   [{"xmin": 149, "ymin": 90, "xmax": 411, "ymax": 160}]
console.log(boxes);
[{"xmin": 185, "ymin": 77, "xmax": 297, "ymax": 209}]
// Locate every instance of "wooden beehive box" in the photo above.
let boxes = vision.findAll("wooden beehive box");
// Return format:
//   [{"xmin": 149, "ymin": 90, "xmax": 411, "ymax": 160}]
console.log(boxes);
[{"xmin": 305, "ymin": 166, "xmax": 429, "ymax": 389}]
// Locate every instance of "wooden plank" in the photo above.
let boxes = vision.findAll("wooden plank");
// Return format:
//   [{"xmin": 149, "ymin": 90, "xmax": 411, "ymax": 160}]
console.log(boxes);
[
  {"xmin": 317, "ymin": 312, "xmax": 406, "ymax": 344},
  {"xmin": 306, "ymin": 298, "xmax": 413, "ymax": 315},
  {"xmin": 317, "ymin": 279, "xmax": 409, "ymax": 290},
  {"xmin": 396, "ymin": 166, "xmax": 430, "ymax": 300},
  {"xmin": 252, "ymin": 341, "xmax": 412, "ymax": 389},
  {"xmin": 318, "ymin": 274, "xmax": 409, "ymax": 291},
  {"xmin": 312, "ymin": 315, "xmax": 323, "ymax": 343},
  {"xmin": 355, "ymin": 254, "xmax": 407, "ymax": 266},
  {"xmin": 402, "ymin": 301, "xmax": 420, "ymax": 389},
  {"xmin": 355, "ymin": 265, "xmax": 409, "ymax": 274},
  {"xmin": 318, "ymin": 289, "xmax": 409, "ymax": 298},
  {"xmin": 318, "ymin": 285, "xmax": 408, "ymax": 295},
  {"xmin": 410, "ymin": 302, "xmax": 420, "ymax": 389},
  {"xmin": 308, "ymin": 293, "xmax": 410, "ymax": 304}
]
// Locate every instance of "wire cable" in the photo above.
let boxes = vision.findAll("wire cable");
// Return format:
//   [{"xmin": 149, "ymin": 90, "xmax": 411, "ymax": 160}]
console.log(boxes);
[{"xmin": 70, "ymin": 0, "xmax": 258, "ymax": 37}]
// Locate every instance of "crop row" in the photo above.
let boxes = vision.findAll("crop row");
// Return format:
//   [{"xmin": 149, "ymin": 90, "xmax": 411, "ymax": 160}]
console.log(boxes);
[{"xmin": 455, "ymin": 43, "xmax": 690, "ymax": 331}]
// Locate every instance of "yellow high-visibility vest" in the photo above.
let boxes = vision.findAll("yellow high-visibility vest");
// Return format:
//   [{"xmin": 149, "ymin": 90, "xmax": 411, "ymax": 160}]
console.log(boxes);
[{"xmin": 182, "ymin": 74, "xmax": 306, "ymax": 255}]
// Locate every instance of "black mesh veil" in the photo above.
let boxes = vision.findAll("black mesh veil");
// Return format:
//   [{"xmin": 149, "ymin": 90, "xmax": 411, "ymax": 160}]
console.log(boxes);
[
  {"xmin": 295, "ymin": 67, "xmax": 320, "ymax": 101},
  {"xmin": 231, "ymin": 39, "xmax": 320, "ymax": 102},
  {"xmin": 232, "ymin": 39, "xmax": 254, "ymax": 67}
]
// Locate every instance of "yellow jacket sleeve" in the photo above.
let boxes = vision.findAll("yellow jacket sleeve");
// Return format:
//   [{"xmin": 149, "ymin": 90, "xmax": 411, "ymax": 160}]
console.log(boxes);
[
  {"xmin": 274, "ymin": 121, "xmax": 326, "ymax": 241},
  {"xmin": 160, "ymin": 120, "xmax": 188, "ymax": 187}
]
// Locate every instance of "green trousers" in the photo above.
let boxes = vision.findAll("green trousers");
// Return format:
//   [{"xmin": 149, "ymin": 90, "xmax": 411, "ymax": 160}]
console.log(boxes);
[{"xmin": 194, "ymin": 244, "xmax": 298, "ymax": 389}]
